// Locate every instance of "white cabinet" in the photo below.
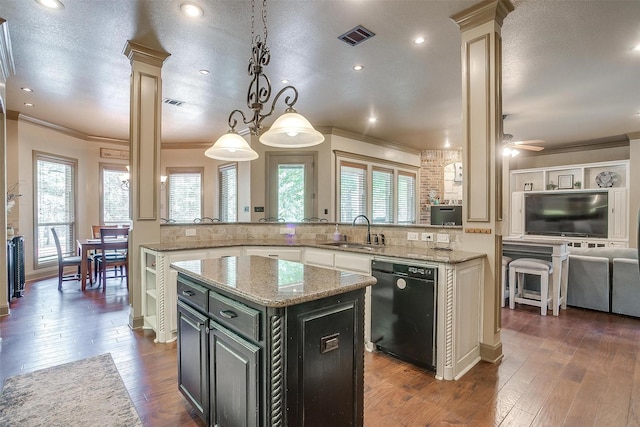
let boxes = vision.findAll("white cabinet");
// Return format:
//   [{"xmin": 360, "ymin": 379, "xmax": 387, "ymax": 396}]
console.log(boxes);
[
  {"xmin": 303, "ymin": 248, "xmax": 372, "ymax": 274},
  {"xmin": 509, "ymin": 160, "xmax": 629, "ymax": 244},
  {"xmin": 141, "ymin": 246, "xmax": 242, "ymax": 343},
  {"xmin": 243, "ymin": 246, "xmax": 302, "ymax": 262},
  {"xmin": 609, "ymin": 188, "xmax": 627, "ymax": 240},
  {"xmin": 510, "ymin": 191, "xmax": 524, "ymax": 235}
]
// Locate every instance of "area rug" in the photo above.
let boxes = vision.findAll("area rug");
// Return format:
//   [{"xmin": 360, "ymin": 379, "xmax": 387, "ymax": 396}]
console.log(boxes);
[{"xmin": 0, "ymin": 353, "xmax": 143, "ymax": 427}]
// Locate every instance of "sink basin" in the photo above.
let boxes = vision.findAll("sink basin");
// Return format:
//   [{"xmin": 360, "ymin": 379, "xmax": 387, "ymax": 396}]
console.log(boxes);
[{"xmin": 321, "ymin": 242, "xmax": 376, "ymax": 251}]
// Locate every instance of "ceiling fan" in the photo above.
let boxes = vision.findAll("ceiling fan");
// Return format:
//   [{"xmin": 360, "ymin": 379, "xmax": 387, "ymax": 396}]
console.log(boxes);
[
  {"xmin": 501, "ymin": 115, "xmax": 544, "ymax": 156},
  {"xmin": 502, "ymin": 133, "xmax": 545, "ymax": 156}
]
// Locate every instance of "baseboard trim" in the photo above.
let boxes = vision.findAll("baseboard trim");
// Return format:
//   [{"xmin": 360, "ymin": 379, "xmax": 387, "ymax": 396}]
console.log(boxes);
[
  {"xmin": 129, "ymin": 314, "xmax": 144, "ymax": 329},
  {"xmin": 480, "ymin": 341, "xmax": 503, "ymax": 363}
]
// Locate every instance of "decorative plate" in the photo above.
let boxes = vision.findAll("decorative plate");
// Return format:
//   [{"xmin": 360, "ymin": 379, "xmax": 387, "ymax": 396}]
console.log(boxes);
[{"xmin": 595, "ymin": 171, "xmax": 617, "ymax": 188}]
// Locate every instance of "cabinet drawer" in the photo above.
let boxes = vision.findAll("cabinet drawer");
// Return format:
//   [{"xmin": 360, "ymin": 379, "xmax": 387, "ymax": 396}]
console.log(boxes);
[
  {"xmin": 209, "ymin": 292, "xmax": 261, "ymax": 341},
  {"xmin": 177, "ymin": 278, "xmax": 208, "ymax": 312}
]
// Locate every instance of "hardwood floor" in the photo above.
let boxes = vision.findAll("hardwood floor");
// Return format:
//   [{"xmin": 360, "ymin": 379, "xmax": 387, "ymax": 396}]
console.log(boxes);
[{"xmin": 2, "ymin": 276, "xmax": 640, "ymax": 426}]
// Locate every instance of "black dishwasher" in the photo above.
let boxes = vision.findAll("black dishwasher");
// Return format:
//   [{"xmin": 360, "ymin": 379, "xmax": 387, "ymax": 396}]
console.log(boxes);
[{"xmin": 371, "ymin": 259, "xmax": 437, "ymax": 371}]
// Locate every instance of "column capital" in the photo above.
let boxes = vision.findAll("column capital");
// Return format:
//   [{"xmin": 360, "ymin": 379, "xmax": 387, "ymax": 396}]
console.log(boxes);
[
  {"xmin": 122, "ymin": 40, "xmax": 170, "ymax": 67},
  {"xmin": 451, "ymin": 0, "xmax": 514, "ymax": 31}
]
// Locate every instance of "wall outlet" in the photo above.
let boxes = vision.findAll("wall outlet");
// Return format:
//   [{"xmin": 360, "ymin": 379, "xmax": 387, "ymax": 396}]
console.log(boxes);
[
  {"xmin": 185, "ymin": 229, "xmax": 196, "ymax": 236},
  {"xmin": 407, "ymin": 232, "xmax": 419, "ymax": 241},
  {"xmin": 421, "ymin": 232, "xmax": 434, "ymax": 242},
  {"xmin": 280, "ymin": 227, "xmax": 295, "ymax": 235},
  {"xmin": 436, "ymin": 233, "xmax": 449, "ymax": 243}
]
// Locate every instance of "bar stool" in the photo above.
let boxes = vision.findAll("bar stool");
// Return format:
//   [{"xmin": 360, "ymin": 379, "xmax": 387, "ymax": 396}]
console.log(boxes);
[
  {"xmin": 509, "ymin": 258, "xmax": 554, "ymax": 316},
  {"xmin": 501, "ymin": 256, "xmax": 512, "ymax": 308}
]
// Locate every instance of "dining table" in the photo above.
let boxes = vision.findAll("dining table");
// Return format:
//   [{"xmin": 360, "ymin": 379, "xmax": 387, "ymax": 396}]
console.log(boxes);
[{"xmin": 77, "ymin": 237, "xmax": 129, "ymax": 291}]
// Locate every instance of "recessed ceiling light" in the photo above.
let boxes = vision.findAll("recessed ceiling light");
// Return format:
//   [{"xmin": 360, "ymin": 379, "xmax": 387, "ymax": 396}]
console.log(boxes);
[
  {"xmin": 281, "ymin": 79, "xmax": 289, "ymax": 84},
  {"xmin": 24, "ymin": 103, "xmax": 34, "ymax": 107},
  {"xmin": 414, "ymin": 37, "xmax": 426, "ymax": 45},
  {"xmin": 180, "ymin": 2, "xmax": 204, "ymax": 18},
  {"xmin": 199, "ymin": 69, "xmax": 210, "ymax": 75},
  {"xmin": 21, "ymin": 87, "xmax": 33, "ymax": 92},
  {"xmin": 353, "ymin": 65, "xmax": 364, "ymax": 71},
  {"xmin": 633, "ymin": 44, "xmax": 640, "ymax": 51},
  {"xmin": 368, "ymin": 117, "xmax": 377, "ymax": 123},
  {"xmin": 35, "ymin": 0, "xmax": 64, "ymax": 9}
]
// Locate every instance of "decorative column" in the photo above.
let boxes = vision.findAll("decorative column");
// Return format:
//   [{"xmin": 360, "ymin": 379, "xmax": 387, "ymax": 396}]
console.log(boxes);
[
  {"xmin": 629, "ymin": 132, "xmax": 640, "ymax": 249},
  {"xmin": 0, "ymin": 18, "xmax": 16, "ymax": 318},
  {"xmin": 123, "ymin": 41, "xmax": 170, "ymax": 329},
  {"xmin": 451, "ymin": 0, "xmax": 513, "ymax": 363}
]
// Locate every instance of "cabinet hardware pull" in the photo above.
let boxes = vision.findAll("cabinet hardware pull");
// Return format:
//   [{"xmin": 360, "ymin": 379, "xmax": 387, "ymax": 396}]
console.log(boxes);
[
  {"xmin": 219, "ymin": 310, "xmax": 238, "ymax": 319},
  {"xmin": 182, "ymin": 290, "xmax": 195, "ymax": 296}
]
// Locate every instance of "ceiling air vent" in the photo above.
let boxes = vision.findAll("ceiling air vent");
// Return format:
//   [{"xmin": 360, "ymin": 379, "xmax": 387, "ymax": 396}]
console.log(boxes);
[
  {"xmin": 163, "ymin": 98, "xmax": 184, "ymax": 107},
  {"xmin": 338, "ymin": 25, "xmax": 375, "ymax": 46}
]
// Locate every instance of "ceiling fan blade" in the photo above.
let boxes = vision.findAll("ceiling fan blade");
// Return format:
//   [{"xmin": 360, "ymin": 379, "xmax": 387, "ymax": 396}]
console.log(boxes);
[
  {"xmin": 512, "ymin": 139, "xmax": 544, "ymax": 146},
  {"xmin": 516, "ymin": 144, "xmax": 544, "ymax": 151}
]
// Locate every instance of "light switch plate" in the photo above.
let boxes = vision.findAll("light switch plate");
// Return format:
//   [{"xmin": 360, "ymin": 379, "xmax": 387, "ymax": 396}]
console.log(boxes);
[
  {"xmin": 436, "ymin": 233, "xmax": 449, "ymax": 243},
  {"xmin": 421, "ymin": 233, "xmax": 434, "ymax": 242},
  {"xmin": 407, "ymin": 232, "xmax": 419, "ymax": 241}
]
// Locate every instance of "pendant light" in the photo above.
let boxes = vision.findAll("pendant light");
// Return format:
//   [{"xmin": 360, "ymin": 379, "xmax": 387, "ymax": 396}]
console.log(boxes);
[{"xmin": 204, "ymin": 0, "xmax": 323, "ymax": 161}]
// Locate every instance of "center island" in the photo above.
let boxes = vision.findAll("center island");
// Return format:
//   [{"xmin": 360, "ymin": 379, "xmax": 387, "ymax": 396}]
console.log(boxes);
[{"xmin": 170, "ymin": 255, "xmax": 377, "ymax": 427}]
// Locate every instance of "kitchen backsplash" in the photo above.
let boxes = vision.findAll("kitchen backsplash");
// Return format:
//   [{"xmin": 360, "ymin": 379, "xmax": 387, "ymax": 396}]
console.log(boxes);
[{"xmin": 160, "ymin": 223, "xmax": 463, "ymax": 250}]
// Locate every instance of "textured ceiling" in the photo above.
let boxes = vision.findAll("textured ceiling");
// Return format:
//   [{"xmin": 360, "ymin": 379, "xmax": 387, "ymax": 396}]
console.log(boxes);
[{"xmin": 1, "ymin": 0, "xmax": 639, "ymax": 152}]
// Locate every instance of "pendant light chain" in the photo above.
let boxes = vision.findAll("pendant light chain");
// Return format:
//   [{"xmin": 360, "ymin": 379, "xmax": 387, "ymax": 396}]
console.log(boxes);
[{"xmin": 262, "ymin": 0, "xmax": 268, "ymax": 44}]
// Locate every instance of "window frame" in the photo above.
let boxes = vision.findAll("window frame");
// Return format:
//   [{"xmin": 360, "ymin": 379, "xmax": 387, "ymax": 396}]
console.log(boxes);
[
  {"xmin": 166, "ymin": 167, "xmax": 204, "ymax": 223},
  {"xmin": 266, "ymin": 152, "xmax": 317, "ymax": 222},
  {"xmin": 33, "ymin": 151, "xmax": 78, "ymax": 269},
  {"xmin": 336, "ymin": 152, "xmax": 419, "ymax": 225},
  {"xmin": 99, "ymin": 162, "xmax": 130, "ymax": 226},
  {"xmin": 218, "ymin": 163, "xmax": 238, "ymax": 222}
]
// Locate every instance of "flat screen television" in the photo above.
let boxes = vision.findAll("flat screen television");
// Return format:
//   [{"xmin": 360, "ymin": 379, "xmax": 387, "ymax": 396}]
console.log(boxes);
[{"xmin": 524, "ymin": 192, "xmax": 608, "ymax": 238}]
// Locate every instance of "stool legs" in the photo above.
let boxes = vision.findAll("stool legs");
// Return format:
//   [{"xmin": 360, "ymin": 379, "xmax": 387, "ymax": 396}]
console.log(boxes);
[
  {"xmin": 540, "ymin": 272, "xmax": 548, "ymax": 316},
  {"xmin": 509, "ymin": 268, "xmax": 516, "ymax": 310}
]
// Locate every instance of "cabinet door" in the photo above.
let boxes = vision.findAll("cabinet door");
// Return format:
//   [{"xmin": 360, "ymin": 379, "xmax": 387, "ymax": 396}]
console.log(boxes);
[
  {"xmin": 210, "ymin": 323, "xmax": 259, "ymax": 427},
  {"xmin": 609, "ymin": 188, "xmax": 628, "ymax": 239},
  {"xmin": 334, "ymin": 252, "xmax": 371, "ymax": 274},
  {"xmin": 244, "ymin": 247, "xmax": 302, "ymax": 262},
  {"xmin": 510, "ymin": 191, "xmax": 524, "ymax": 235},
  {"xmin": 177, "ymin": 301, "xmax": 208, "ymax": 423},
  {"xmin": 304, "ymin": 248, "xmax": 335, "ymax": 268}
]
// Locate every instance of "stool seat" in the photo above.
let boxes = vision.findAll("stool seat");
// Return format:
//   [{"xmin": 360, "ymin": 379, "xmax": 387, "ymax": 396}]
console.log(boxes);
[
  {"xmin": 509, "ymin": 258, "xmax": 556, "ymax": 316},
  {"xmin": 509, "ymin": 258, "xmax": 552, "ymax": 272}
]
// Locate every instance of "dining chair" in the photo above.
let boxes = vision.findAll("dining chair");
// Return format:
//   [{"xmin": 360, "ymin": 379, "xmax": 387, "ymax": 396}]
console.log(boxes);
[
  {"xmin": 97, "ymin": 227, "xmax": 129, "ymax": 291},
  {"xmin": 91, "ymin": 225, "xmax": 120, "ymax": 281},
  {"xmin": 51, "ymin": 227, "xmax": 92, "ymax": 291}
]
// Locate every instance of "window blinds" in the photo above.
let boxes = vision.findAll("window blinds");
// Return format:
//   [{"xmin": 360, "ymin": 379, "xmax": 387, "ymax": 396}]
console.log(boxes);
[
  {"xmin": 219, "ymin": 164, "xmax": 237, "ymax": 222},
  {"xmin": 372, "ymin": 167, "xmax": 393, "ymax": 223},
  {"xmin": 168, "ymin": 171, "xmax": 202, "ymax": 222},
  {"xmin": 398, "ymin": 171, "xmax": 417, "ymax": 224},
  {"xmin": 340, "ymin": 162, "xmax": 367, "ymax": 222}
]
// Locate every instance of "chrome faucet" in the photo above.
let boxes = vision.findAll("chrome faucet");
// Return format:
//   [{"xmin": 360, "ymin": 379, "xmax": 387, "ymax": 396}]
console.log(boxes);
[{"xmin": 352, "ymin": 215, "xmax": 371, "ymax": 244}]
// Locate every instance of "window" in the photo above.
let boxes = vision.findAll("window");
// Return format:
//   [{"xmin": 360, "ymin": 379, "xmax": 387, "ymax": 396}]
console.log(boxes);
[
  {"xmin": 339, "ymin": 162, "xmax": 366, "ymax": 222},
  {"xmin": 397, "ymin": 171, "xmax": 417, "ymax": 224},
  {"xmin": 100, "ymin": 164, "xmax": 130, "ymax": 225},
  {"xmin": 372, "ymin": 167, "xmax": 393, "ymax": 224},
  {"xmin": 167, "ymin": 168, "xmax": 203, "ymax": 222},
  {"xmin": 267, "ymin": 154, "xmax": 316, "ymax": 222},
  {"xmin": 337, "ymin": 155, "xmax": 418, "ymax": 225},
  {"xmin": 34, "ymin": 152, "xmax": 76, "ymax": 267},
  {"xmin": 219, "ymin": 163, "xmax": 237, "ymax": 222}
]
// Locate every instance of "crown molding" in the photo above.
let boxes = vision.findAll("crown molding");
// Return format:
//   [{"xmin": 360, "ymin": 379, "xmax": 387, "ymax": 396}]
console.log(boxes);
[
  {"xmin": 0, "ymin": 18, "xmax": 16, "ymax": 83},
  {"xmin": 14, "ymin": 113, "xmax": 129, "ymax": 145},
  {"xmin": 627, "ymin": 131, "xmax": 640, "ymax": 141},
  {"xmin": 518, "ymin": 134, "xmax": 630, "ymax": 157},
  {"xmin": 319, "ymin": 126, "xmax": 421, "ymax": 156},
  {"xmin": 162, "ymin": 142, "xmax": 211, "ymax": 150}
]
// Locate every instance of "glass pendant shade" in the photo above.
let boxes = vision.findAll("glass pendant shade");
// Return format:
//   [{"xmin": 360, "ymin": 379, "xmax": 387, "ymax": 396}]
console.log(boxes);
[
  {"xmin": 205, "ymin": 131, "xmax": 259, "ymax": 161},
  {"xmin": 259, "ymin": 111, "xmax": 325, "ymax": 148}
]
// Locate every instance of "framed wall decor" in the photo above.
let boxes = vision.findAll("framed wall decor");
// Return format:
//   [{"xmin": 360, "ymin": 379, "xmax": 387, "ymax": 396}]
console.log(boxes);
[
  {"xmin": 558, "ymin": 175, "xmax": 574, "ymax": 189},
  {"xmin": 523, "ymin": 182, "xmax": 533, "ymax": 191},
  {"xmin": 100, "ymin": 148, "xmax": 129, "ymax": 160}
]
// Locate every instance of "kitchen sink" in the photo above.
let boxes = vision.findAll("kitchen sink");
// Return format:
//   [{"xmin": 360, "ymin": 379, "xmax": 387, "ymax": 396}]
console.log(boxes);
[{"xmin": 321, "ymin": 242, "xmax": 376, "ymax": 251}]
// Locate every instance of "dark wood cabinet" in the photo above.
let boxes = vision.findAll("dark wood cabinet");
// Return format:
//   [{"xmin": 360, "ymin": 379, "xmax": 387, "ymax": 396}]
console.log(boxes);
[
  {"xmin": 209, "ymin": 324, "xmax": 259, "ymax": 427},
  {"xmin": 176, "ymin": 271, "xmax": 366, "ymax": 427},
  {"xmin": 177, "ymin": 300, "xmax": 209, "ymax": 422}
]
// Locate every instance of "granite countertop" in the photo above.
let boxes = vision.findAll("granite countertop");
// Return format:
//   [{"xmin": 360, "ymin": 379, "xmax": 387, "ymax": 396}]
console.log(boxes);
[
  {"xmin": 171, "ymin": 255, "xmax": 376, "ymax": 307},
  {"xmin": 142, "ymin": 239, "xmax": 485, "ymax": 264}
]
